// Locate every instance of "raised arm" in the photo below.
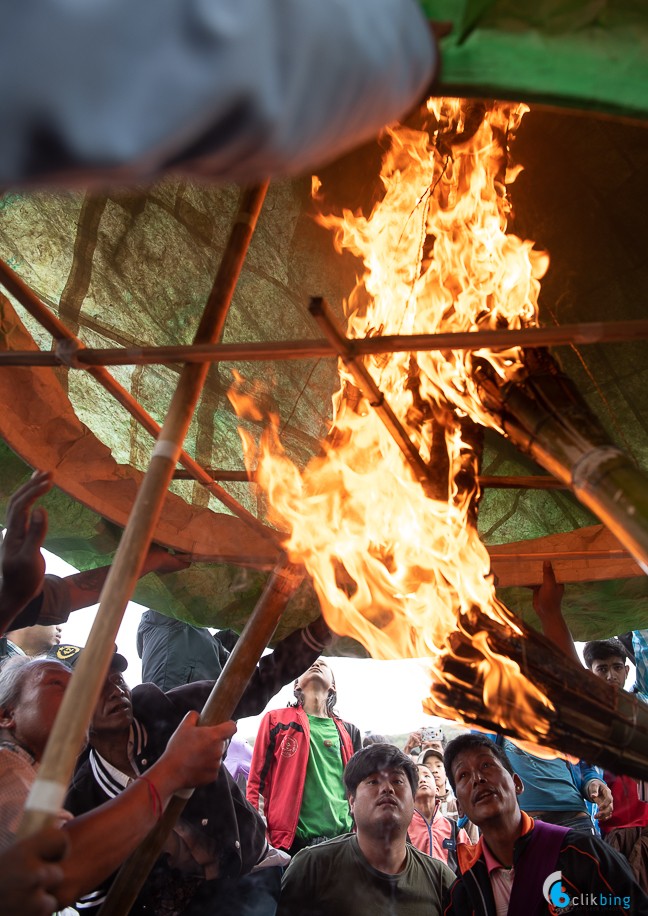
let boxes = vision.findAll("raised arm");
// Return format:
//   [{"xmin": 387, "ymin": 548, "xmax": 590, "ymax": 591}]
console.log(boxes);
[
  {"xmin": 56, "ymin": 712, "xmax": 236, "ymax": 907},
  {"xmin": 0, "ymin": 472, "xmax": 52, "ymax": 634},
  {"xmin": 531, "ymin": 561, "xmax": 581, "ymax": 666}
]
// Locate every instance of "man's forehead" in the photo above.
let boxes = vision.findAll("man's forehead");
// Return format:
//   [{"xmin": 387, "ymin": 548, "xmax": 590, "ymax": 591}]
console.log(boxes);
[
  {"xmin": 362, "ymin": 766, "xmax": 407, "ymax": 780},
  {"xmin": 452, "ymin": 746, "xmax": 498, "ymax": 771},
  {"xmin": 26, "ymin": 660, "xmax": 71, "ymax": 684},
  {"xmin": 593, "ymin": 656, "xmax": 626, "ymax": 666}
]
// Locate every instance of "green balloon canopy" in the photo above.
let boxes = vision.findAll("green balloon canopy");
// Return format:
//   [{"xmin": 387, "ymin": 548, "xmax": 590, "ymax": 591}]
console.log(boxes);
[{"xmin": 1, "ymin": 0, "xmax": 647, "ymax": 648}]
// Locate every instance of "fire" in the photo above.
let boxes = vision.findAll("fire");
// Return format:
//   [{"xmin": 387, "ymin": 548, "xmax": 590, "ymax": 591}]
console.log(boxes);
[{"xmin": 230, "ymin": 99, "xmax": 556, "ymax": 739}]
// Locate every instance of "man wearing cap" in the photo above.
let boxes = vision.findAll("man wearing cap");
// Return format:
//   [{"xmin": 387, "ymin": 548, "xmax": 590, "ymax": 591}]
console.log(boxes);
[
  {"xmin": 64, "ymin": 636, "xmax": 322, "ymax": 915},
  {"xmin": 408, "ymin": 761, "xmax": 469, "ymax": 872},
  {"xmin": 0, "ymin": 654, "xmax": 233, "ymax": 910}
]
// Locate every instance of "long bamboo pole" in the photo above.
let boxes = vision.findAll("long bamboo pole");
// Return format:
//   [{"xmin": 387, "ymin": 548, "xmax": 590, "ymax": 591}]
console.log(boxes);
[
  {"xmin": 18, "ymin": 183, "xmax": 269, "ymax": 838},
  {"xmin": 0, "ymin": 259, "xmax": 275, "ymax": 541},
  {"xmin": 170, "ymin": 468, "xmax": 566, "ymax": 490},
  {"xmin": 2, "ymin": 318, "xmax": 648, "ymax": 368},
  {"xmin": 99, "ymin": 559, "xmax": 303, "ymax": 916}
]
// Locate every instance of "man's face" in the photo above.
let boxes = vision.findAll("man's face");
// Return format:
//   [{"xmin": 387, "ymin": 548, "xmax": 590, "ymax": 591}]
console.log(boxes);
[
  {"xmin": 1, "ymin": 661, "xmax": 70, "ymax": 760},
  {"xmin": 296, "ymin": 658, "xmax": 334, "ymax": 693},
  {"xmin": 590, "ymin": 655, "xmax": 629, "ymax": 690},
  {"xmin": 415, "ymin": 764, "xmax": 437, "ymax": 805},
  {"xmin": 8, "ymin": 624, "xmax": 62, "ymax": 656},
  {"xmin": 425, "ymin": 756, "xmax": 447, "ymax": 793},
  {"xmin": 349, "ymin": 767, "xmax": 414, "ymax": 838},
  {"xmin": 90, "ymin": 670, "xmax": 133, "ymax": 739},
  {"xmin": 450, "ymin": 745, "xmax": 523, "ymax": 829}
]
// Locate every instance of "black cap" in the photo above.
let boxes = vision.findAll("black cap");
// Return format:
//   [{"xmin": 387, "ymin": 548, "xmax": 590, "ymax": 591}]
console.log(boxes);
[{"xmin": 47, "ymin": 643, "xmax": 128, "ymax": 673}]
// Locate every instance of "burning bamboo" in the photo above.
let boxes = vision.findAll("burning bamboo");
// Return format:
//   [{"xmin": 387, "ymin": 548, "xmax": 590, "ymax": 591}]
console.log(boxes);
[
  {"xmin": 472, "ymin": 345, "xmax": 648, "ymax": 573},
  {"xmin": 427, "ymin": 605, "xmax": 648, "ymax": 781}
]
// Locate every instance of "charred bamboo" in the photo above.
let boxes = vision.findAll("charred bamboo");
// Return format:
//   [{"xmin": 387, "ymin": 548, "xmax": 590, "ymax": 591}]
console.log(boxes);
[
  {"xmin": 427, "ymin": 607, "xmax": 648, "ymax": 780},
  {"xmin": 473, "ymin": 347, "xmax": 648, "ymax": 574}
]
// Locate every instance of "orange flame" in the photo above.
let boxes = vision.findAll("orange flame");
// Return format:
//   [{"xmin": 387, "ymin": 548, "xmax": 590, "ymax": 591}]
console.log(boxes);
[{"xmin": 230, "ymin": 100, "xmax": 555, "ymax": 739}]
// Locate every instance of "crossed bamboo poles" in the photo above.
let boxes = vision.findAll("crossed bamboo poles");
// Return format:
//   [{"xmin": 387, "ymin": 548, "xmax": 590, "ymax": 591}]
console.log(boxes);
[
  {"xmin": 8, "ymin": 185, "xmax": 304, "ymax": 901},
  {"xmin": 3, "ymin": 184, "xmax": 648, "ymax": 912}
]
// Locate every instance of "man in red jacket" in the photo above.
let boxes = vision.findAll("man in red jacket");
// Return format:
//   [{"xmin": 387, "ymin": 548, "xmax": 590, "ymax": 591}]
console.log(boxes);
[{"xmin": 247, "ymin": 658, "xmax": 361, "ymax": 855}]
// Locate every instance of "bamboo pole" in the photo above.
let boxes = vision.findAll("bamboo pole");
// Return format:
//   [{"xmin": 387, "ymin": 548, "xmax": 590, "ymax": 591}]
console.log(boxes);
[
  {"xmin": 2, "ymin": 318, "xmax": 648, "ymax": 368},
  {"xmin": 308, "ymin": 297, "xmax": 435, "ymax": 492},
  {"xmin": 98, "ymin": 559, "xmax": 303, "ymax": 916},
  {"xmin": 18, "ymin": 183, "xmax": 269, "ymax": 839},
  {"xmin": 0, "ymin": 259, "xmax": 274, "ymax": 540},
  {"xmin": 170, "ymin": 468, "xmax": 567, "ymax": 491},
  {"xmin": 473, "ymin": 347, "xmax": 648, "ymax": 574},
  {"xmin": 428, "ymin": 604, "xmax": 648, "ymax": 780}
]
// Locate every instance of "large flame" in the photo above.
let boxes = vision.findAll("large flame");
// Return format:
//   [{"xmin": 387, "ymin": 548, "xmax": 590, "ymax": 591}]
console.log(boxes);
[{"xmin": 230, "ymin": 99, "xmax": 555, "ymax": 738}]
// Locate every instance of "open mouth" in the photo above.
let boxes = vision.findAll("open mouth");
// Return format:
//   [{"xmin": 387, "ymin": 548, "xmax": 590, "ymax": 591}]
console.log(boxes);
[{"xmin": 472, "ymin": 789, "xmax": 497, "ymax": 804}]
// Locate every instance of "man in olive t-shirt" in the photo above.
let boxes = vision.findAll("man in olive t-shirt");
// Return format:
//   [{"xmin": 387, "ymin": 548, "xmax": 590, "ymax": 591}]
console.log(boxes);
[{"xmin": 278, "ymin": 744, "xmax": 455, "ymax": 916}]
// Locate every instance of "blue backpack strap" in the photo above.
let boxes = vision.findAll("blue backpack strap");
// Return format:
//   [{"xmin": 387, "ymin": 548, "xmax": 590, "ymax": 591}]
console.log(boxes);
[{"xmin": 507, "ymin": 820, "xmax": 570, "ymax": 916}]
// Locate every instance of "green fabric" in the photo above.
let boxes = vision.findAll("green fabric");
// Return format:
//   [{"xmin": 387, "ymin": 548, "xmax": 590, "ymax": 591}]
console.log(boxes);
[
  {"xmin": 296, "ymin": 715, "xmax": 352, "ymax": 840},
  {"xmin": 421, "ymin": 0, "xmax": 648, "ymax": 119},
  {"xmin": 1, "ymin": 75, "xmax": 648, "ymax": 645}
]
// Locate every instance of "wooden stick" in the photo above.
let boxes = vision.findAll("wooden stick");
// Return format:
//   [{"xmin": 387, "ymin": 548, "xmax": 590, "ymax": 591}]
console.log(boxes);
[
  {"xmin": 17, "ymin": 183, "xmax": 269, "ymax": 838},
  {"xmin": 98, "ymin": 559, "xmax": 303, "ymax": 916},
  {"xmin": 479, "ymin": 348, "xmax": 648, "ymax": 574},
  {"xmin": 170, "ymin": 468, "xmax": 567, "ymax": 491},
  {"xmin": 308, "ymin": 297, "xmax": 435, "ymax": 493},
  {"xmin": 0, "ymin": 260, "xmax": 274, "ymax": 541},
  {"xmin": 2, "ymin": 318, "xmax": 648, "ymax": 368}
]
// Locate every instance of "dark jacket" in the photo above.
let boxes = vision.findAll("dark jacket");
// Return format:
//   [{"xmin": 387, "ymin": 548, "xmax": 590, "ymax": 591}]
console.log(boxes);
[
  {"xmin": 67, "ymin": 681, "xmax": 268, "ymax": 914},
  {"xmin": 444, "ymin": 815, "xmax": 648, "ymax": 916},
  {"xmin": 136, "ymin": 609, "xmax": 330, "ymax": 699},
  {"xmin": 66, "ymin": 614, "xmax": 332, "ymax": 916}
]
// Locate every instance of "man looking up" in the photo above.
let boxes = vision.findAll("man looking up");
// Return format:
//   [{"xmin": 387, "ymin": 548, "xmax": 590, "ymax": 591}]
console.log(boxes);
[
  {"xmin": 278, "ymin": 743, "xmax": 455, "ymax": 915},
  {"xmin": 443, "ymin": 733, "xmax": 647, "ymax": 915},
  {"xmin": 0, "ymin": 656, "xmax": 232, "ymax": 909},
  {"xmin": 584, "ymin": 638, "xmax": 648, "ymax": 889},
  {"xmin": 64, "ymin": 644, "xmax": 274, "ymax": 915},
  {"xmin": 408, "ymin": 762, "xmax": 469, "ymax": 872},
  {"xmin": 247, "ymin": 659, "xmax": 361, "ymax": 855}
]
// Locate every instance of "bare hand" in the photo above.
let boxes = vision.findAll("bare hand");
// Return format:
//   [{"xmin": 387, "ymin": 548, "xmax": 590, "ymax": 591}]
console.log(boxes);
[
  {"xmin": 159, "ymin": 712, "xmax": 237, "ymax": 793},
  {"xmin": 531, "ymin": 561, "xmax": 564, "ymax": 621},
  {"xmin": 589, "ymin": 779, "xmax": 614, "ymax": 822},
  {"xmin": 404, "ymin": 731, "xmax": 423, "ymax": 754},
  {"xmin": 1, "ymin": 471, "xmax": 53, "ymax": 618},
  {"xmin": 0, "ymin": 826, "xmax": 69, "ymax": 916},
  {"xmin": 143, "ymin": 544, "xmax": 192, "ymax": 576}
]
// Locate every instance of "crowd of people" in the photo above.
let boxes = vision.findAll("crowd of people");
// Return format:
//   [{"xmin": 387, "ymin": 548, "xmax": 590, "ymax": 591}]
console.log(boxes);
[{"xmin": 2, "ymin": 474, "xmax": 648, "ymax": 915}]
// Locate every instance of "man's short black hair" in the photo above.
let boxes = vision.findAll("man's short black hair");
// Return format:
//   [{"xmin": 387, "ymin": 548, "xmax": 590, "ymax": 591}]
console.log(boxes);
[
  {"xmin": 583, "ymin": 638, "xmax": 628, "ymax": 669},
  {"xmin": 343, "ymin": 743, "xmax": 418, "ymax": 798},
  {"xmin": 443, "ymin": 733, "xmax": 515, "ymax": 792}
]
